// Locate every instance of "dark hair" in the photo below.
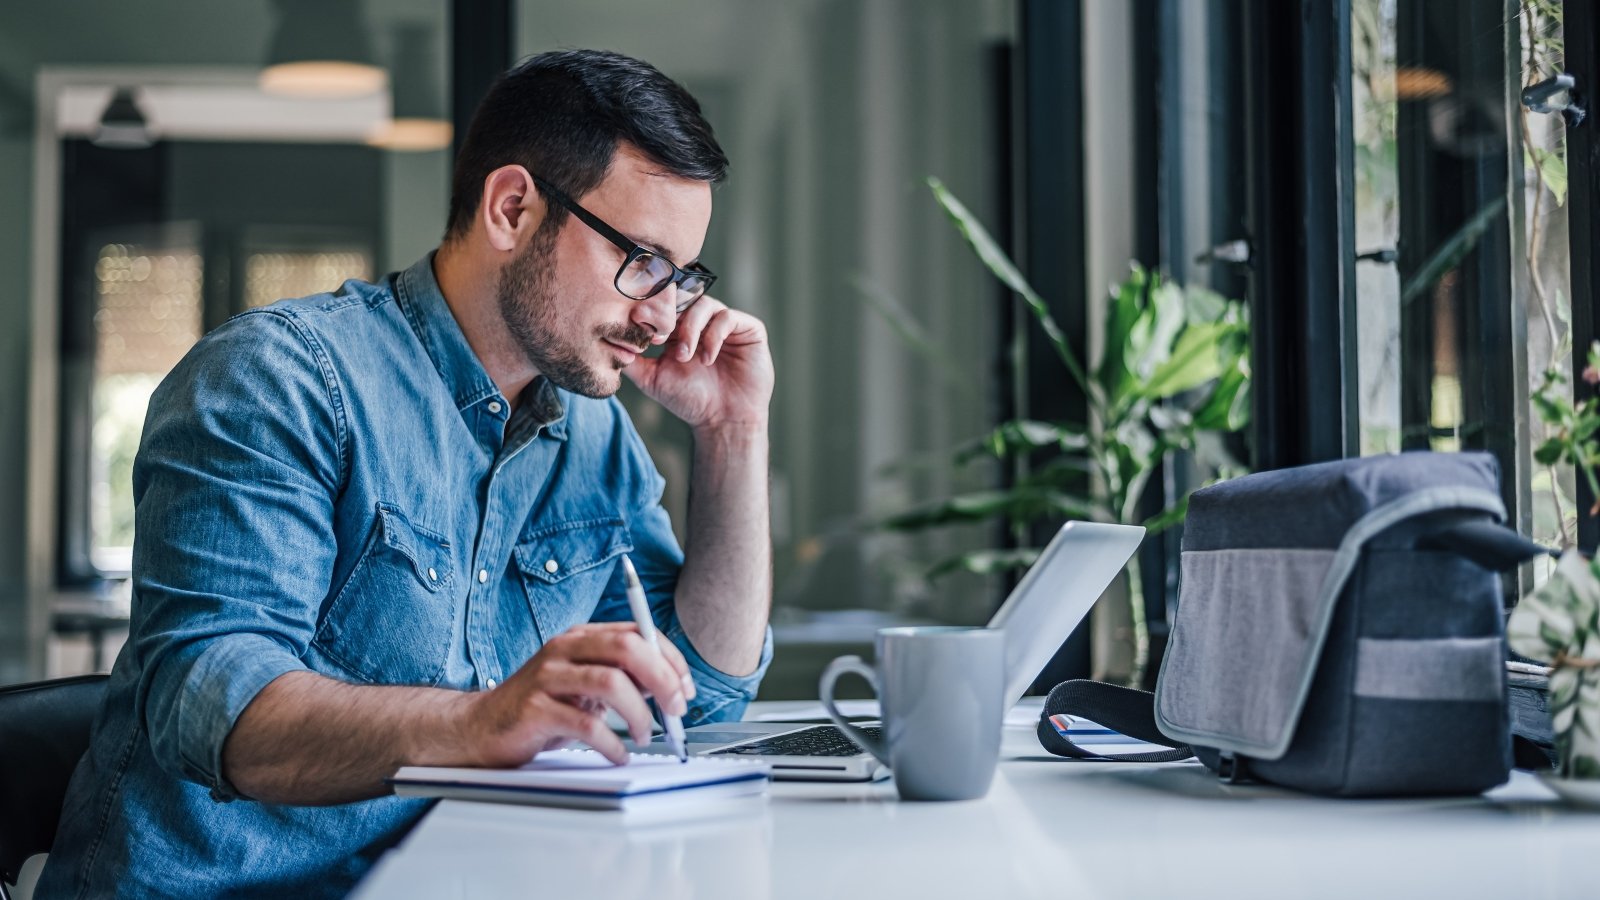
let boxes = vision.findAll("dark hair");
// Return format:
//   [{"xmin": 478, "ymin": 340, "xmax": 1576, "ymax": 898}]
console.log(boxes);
[{"xmin": 444, "ymin": 49, "xmax": 728, "ymax": 241}]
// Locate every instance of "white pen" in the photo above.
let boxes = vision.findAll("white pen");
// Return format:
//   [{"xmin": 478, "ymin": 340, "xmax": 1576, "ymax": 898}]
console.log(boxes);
[{"xmin": 620, "ymin": 554, "xmax": 688, "ymax": 763}]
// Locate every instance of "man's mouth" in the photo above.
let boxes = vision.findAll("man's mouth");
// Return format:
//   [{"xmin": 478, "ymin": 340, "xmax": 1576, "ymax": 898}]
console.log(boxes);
[{"xmin": 603, "ymin": 338, "xmax": 644, "ymax": 361}]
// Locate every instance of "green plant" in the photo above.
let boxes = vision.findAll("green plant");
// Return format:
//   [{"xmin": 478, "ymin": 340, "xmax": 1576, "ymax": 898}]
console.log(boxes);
[
  {"xmin": 873, "ymin": 178, "xmax": 1251, "ymax": 674},
  {"xmin": 1533, "ymin": 340, "xmax": 1600, "ymax": 525}
]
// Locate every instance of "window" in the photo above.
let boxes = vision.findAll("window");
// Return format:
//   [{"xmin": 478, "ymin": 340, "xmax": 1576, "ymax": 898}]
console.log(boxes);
[
  {"xmin": 1350, "ymin": 0, "xmax": 1572, "ymax": 583},
  {"xmin": 88, "ymin": 238, "xmax": 204, "ymax": 572}
]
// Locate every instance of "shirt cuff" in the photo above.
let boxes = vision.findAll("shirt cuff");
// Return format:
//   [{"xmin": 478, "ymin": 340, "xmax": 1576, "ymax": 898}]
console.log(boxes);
[
  {"xmin": 171, "ymin": 634, "xmax": 308, "ymax": 802},
  {"xmin": 663, "ymin": 622, "xmax": 773, "ymax": 725}
]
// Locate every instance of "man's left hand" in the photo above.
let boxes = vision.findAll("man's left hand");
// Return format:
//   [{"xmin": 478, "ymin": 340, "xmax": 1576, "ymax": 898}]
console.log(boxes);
[{"xmin": 624, "ymin": 296, "xmax": 774, "ymax": 432}]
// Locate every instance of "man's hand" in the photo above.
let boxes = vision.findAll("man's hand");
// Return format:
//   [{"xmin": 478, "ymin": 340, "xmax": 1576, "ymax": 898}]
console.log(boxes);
[
  {"xmin": 623, "ymin": 296, "xmax": 774, "ymax": 432},
  {"xmin": 459, "ymin": 622, "xmax": 695, "ymax": 767}
]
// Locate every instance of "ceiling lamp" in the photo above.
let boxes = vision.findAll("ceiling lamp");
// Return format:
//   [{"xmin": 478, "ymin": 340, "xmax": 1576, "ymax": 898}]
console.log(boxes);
[
  {"xmin": 368, "ymin": 23, "xmax": 452, "ymax": 152},
  {"xmin": 93, "ymin": 88, "xmax": 155, "ymax": 149},
  {"xmin": 1395, "ymin": 66, "xmax": 1453, "ymax": 101},
  {"xmin": 260, "ymin": 0, "xmax": 387, "ymax": 98}
]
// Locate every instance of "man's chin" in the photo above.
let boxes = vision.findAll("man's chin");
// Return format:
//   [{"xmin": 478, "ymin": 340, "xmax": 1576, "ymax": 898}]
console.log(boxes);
[{"xmin": 548, "ymin": 365, "xmax": 622, "ymax": 400}]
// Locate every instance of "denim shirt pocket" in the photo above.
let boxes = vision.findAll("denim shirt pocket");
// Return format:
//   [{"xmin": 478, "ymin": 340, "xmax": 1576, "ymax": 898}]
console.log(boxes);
[
  {"xmin": 314, "ymin": 502, "xmax": 456, "ymax": 686},
  {"xmin": 514, "ymin": 517, "xmax": 634, "ymax": 643}
]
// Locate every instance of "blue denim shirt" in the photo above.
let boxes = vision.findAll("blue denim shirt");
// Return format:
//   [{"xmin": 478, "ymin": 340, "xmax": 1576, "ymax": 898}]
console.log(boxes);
[{"xmin": 38, "ymin": 254, "xmax": 771, "ymax": 899}]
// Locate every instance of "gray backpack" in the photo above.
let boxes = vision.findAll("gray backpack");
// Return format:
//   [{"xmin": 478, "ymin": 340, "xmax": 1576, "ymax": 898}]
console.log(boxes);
[{"xmin": 1038, "ymin": 452, "xmax": 1553, "ymax": 797}]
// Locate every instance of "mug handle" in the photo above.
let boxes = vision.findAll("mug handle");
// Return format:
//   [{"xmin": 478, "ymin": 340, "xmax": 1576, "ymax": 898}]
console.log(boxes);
[{"xmin": 818, "ymin": 655, "xmax": 890, "ymax": 766}]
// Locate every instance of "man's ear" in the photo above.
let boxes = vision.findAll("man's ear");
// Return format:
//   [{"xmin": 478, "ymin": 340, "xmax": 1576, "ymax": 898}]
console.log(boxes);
[{"xmin": 479, "ymin": 165, "xmax": 544, "ymax": 253}]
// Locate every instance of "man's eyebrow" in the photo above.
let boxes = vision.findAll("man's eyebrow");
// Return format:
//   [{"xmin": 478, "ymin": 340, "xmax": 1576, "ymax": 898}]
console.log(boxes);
[{"xmin": 632, "ymin": 234, "xmax": 694, "ymax": 266}]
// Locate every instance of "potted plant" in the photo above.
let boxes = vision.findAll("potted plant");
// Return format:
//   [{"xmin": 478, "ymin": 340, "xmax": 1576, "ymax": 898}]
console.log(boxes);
[
  {"xmin": 1509, "ymin": 341, "xmax": 1600, "ymax": 799},
  {"xmin": 875, "ymin": 178, "xmax": 1251, "ymax": 685}
]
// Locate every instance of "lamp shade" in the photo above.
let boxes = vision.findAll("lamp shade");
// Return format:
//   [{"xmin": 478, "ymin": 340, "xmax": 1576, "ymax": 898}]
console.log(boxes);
[
  {"xmin": 260, "ymin": 0, "xmax": 387, "ymax": 98},
  {"xmin": 368, "ymin": 22, "xmax": 452, "ymax": 152},
  {"xmin": 93, "ymin": 88, "xmax": 154, "ymax": 149}
]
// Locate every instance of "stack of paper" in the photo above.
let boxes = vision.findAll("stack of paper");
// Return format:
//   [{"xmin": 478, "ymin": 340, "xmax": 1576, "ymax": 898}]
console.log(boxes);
[{"xmin": 390, "ymin": 750, "xmax": 771, "ymax": 811}]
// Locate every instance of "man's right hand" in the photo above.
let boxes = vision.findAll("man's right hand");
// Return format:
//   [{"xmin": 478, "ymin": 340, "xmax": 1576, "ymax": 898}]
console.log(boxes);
[{"xmin": 457, "ymin": 621, "xmax": 696, "ymax": 766}]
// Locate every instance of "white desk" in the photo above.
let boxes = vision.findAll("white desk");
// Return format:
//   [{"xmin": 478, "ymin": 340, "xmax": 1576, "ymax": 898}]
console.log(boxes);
[{"xmin": 351, "ymin": 700, "xmax": 1600, "ymax": 899}]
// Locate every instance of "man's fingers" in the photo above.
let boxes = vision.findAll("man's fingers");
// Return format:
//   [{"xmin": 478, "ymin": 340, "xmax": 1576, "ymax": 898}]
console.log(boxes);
[
  {"xmin": 561, "ymin": 629, "xmax": 687, "ymax": 716},
  {"xmin": 667, "ymin": 296, "xmax": 724, "ymax": 363},
  {"xmin": 550, "ymin": 696, "xmax": 630, "ymax": 765},
  {"xmin": 545, "ymin": 660, "xmax": 656, "ymax": 745},
  {"xmin": 696, "ymin": 308, "xmax": 741, "ymax": 366},
  {"xmin": 651, "ymin": 635, "xmax": 695, "ymax": 700}
]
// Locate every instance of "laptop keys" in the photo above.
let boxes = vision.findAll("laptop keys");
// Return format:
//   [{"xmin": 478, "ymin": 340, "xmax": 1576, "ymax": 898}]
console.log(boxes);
[{"xmin": 709, "ymin": 725, "xmax": 883, "ymax": 758}]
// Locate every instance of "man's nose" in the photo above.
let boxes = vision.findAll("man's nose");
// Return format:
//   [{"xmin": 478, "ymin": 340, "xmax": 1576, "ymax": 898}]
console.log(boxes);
[{"xmin": 630, "ymin": 286, "xmax": 679, "ymax": 343}]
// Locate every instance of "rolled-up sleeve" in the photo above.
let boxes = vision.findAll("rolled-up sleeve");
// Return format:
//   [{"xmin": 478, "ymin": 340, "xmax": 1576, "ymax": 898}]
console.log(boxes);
[{"xmin": 131, "ymin": 309, "xmax": 343, "ymax": 801}]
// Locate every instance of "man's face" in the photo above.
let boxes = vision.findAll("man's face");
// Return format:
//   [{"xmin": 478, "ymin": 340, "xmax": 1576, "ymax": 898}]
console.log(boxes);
[{"xmin": 496, "ymin": 146, "xmax": 713, "ymax": 399}]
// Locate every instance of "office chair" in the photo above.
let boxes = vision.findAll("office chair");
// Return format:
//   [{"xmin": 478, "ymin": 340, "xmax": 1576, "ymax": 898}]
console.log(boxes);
[{"xmin": 0, "ymin": 674, "xmax": 108, "ymax": 900}]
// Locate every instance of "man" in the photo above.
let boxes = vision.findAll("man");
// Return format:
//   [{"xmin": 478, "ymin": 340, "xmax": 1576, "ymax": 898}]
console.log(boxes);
[{"xmin": 39, "ymin": 49, "xmax": 772, "ymax": 898}]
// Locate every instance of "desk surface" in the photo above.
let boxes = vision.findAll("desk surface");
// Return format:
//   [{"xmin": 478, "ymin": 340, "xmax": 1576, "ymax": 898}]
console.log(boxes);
[{"xmin": 351, "ymin": 700, "xmax": 1600, "ymax": 900}]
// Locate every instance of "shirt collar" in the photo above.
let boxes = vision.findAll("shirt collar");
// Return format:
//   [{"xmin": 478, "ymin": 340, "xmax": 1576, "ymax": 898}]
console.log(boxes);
[{"xmin": 395, "ymin": 252, "xmax": 569, "ymax": 441}]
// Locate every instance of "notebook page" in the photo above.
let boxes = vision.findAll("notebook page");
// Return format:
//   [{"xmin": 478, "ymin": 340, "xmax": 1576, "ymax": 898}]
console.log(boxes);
[{"xmin": 393, "ymin": 749, "xmax": 769, "ymax": 795}]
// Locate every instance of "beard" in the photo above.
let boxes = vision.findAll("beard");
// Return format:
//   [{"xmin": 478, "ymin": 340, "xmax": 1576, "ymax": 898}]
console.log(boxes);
[{"xmin": 496, "ymin": 222, "xmax": 654, "ymax": 399}]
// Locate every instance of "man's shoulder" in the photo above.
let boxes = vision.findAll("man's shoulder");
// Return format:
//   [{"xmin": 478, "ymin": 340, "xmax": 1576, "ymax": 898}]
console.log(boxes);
[
  {"xmin": 192, "ymin": 274, "xmax": 415, "ymax": 371},
  {"xmin": 239, "ymin": 273, "xmax": 402, "ymax": 338}
]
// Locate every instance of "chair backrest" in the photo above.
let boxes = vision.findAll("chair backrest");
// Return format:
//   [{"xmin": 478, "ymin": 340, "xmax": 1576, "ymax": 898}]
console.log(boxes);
[{"xmin": 0, "ymin": 674, "xmax": 108, "ymax": 888}]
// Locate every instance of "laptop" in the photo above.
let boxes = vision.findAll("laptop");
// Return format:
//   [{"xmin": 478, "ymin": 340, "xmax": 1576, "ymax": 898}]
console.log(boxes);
[{"xmin": 646, "ymin": 520, "xmax": 1145, "ymax": 780}]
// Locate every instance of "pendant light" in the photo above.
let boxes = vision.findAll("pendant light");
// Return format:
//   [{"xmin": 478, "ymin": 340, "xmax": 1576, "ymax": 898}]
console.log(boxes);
[
  {"xmin": 260, "ymin": 0, "xmax": 387, "ymax": 98},
  {"xmin": 368, "ymin": 22, "xmax": 452, "ymax": 151},
  {"xmin": 93, "ymin": 88, "xmax": 155, "ymax": 149}
]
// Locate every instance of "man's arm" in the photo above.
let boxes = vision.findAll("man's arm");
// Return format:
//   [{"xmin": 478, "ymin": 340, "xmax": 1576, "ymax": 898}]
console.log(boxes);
[
  {"xmin": 622, "ymin": 295, "xmax": 775, "ymax": 679},
  {"xmin": 221, "ymin": 622, "xmax": 693, "ymax": 806},
  {"xmin": 673, "ymin": 425, "xmax": 770, "ymax": 676},
  {"xmin": 132, "ymin": 311, "xmax": 693, "ymax": 807}
]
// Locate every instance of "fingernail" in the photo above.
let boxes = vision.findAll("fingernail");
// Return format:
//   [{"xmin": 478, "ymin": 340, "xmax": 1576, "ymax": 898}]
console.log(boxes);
[
  {"xmin": 669, "ymin": 692, "xmax": 688, "ymax": 716},
  {"xmin": 680, "ymin": 345, "xmax": 692, "ymax": 360},
  {"xmin": 681, "ymin": 674, "xmax": 697, "ymax": 700}
]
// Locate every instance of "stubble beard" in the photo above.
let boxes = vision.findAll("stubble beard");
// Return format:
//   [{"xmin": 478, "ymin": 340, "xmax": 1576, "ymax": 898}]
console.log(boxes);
[{"xmin": 496, "ymin": 222, "xmax": 653, "ymax": 399}]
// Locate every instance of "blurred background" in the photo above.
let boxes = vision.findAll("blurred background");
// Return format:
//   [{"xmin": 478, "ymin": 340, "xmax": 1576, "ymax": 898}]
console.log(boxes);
[{"xmin": 0, "ymin": 0, "xmax": 1588, "ymax": 699}]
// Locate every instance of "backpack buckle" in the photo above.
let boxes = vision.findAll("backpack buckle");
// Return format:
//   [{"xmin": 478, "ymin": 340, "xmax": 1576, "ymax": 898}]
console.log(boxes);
[{"xmin": 1217, "ymin": 751, "xmax": 1251, "ymax": 784}]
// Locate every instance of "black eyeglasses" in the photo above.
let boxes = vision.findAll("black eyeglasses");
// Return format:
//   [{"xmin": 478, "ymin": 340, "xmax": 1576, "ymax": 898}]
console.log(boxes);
[{"xmin": 532, "ymin": 175, "xmax": 716, "ymax": 314}]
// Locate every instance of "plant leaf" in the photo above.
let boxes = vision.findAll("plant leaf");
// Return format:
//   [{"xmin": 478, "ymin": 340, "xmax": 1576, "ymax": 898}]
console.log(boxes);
[
  {"xmin": 927, "ymin": 548, "xmax": 1043, "ymax": 579},
  {"xmin": 1400, "ymin": 195, "xmax": 1508, "ymax": 306},
  {"xmin": 928, "ymin": 177, "xmax": 1097, "ymax": 405},
  {"xmin": 1138, "ymin": 321, "xmax": 1234, "ymax": 399},
  {"xmin": 1534, "ymin": 436, "xmax": 1566, "ymax": 467},
  {"xmin": 1140, "ymin": 498, "xmax": 1190, "ymax": 536},
  {"xmin": 876, "ymin": 487, "xmax": 1097, "ymax": 531},
  {"xmin": 953, "ymin": 419, "xmax": 1089, "ymax": 465},
  {"xmin": 1096, "ymin": 267, "xmax": 1145, "ymax": 402}
]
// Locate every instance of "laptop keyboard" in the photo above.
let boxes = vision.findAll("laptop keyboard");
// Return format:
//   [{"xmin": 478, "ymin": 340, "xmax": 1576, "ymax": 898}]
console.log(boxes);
[{"xmin": 709, "ymin": 725, "xmax": 884, "ymax": 758}]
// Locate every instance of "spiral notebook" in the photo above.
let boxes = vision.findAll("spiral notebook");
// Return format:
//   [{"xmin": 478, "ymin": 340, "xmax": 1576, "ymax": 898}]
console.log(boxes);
[{"xmin": 389, "ymin": 750, "xmax": 772, "ymax": 811}]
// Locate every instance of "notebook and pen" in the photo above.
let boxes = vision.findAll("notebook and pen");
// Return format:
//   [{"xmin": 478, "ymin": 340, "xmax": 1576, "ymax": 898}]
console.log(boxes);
[{"xmin": 389, "ymin": 750, "xmax": 770, "ymax": 811}]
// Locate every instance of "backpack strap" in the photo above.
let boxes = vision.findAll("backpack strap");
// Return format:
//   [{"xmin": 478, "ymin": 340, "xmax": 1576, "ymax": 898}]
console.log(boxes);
[
  {"xmin": 1036, "ymin": 679, "xmax": 1195, "ymax": 763},
  {"xmin": 1415, "ymin": 519, "xmax": 1555, "ymax": 571}
]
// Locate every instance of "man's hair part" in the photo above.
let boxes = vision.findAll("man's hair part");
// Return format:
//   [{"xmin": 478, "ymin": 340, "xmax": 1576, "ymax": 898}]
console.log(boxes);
[{"xmin": 444, "ymin": 49, "xmax": 728, "ymax": 242}]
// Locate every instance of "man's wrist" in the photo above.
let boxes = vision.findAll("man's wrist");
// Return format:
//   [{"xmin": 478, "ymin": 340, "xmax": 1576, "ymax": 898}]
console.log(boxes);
[
  {"xmin": 405, "ymin": 687, "xmax": 483, "ymax": 768},
  {"xmin": 691, "ymin": 419, "xmax": 769, "ymax": 447}
]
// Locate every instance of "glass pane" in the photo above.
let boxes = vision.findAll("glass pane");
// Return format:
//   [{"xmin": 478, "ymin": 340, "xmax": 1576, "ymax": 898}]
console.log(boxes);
[
  {"xmin": 1519, "ymin": 0, "xmax": 1574, "ymax": 573},
  {"xmin": 245, "ymin": 250, "xmax": 374, "ymax": 308},
  {"xmin": 90, "ymin": 241, "xmax": 204, "ymax": 569},
  {"xmin": 1351, "ymin": 0, "xmax": 1574, "ymax": 580}
]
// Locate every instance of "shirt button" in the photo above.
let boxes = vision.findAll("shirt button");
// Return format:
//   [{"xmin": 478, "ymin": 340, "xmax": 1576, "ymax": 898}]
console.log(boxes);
[
  {"xmin": 427, "ymin": 567, "xmax": 437, "ymax": 581},
  {"xmin": 478, "ymin": 569, "xmax": 488, "ymax": 584},
  {"xmin": 544, "ymin": 559, "xmax": 560, "ymax": 574},
  {"xmin": 487, "ymin": 400, "xmax": 503, "ymax": 414},
  {"xmin": 485, "ymin": 678, "xmax": 498, "ymax": 690}
]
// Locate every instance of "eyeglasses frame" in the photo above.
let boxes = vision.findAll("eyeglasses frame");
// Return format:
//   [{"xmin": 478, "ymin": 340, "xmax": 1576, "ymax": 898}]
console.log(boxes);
[{"xmin": 530, "ymin": 174, "xmax": 717, "ymax": 314}]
